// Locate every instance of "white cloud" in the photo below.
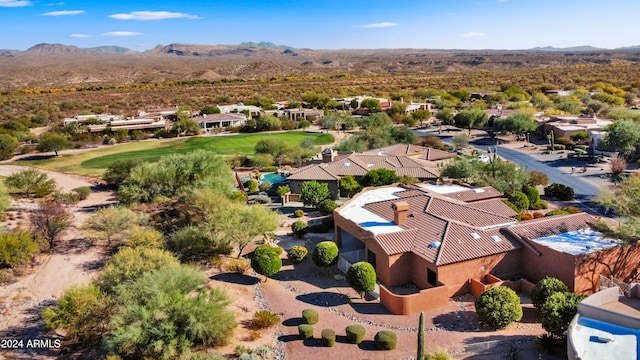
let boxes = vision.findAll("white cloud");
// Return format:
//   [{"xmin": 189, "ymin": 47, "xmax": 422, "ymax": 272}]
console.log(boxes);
[
  {"xmin": 354, "ymin": 22, "xmax": 398, "ymax": 29},
  {"xmin": 0, "ymin": 0, "xmax": 32, "ymax": 7},
  {"xmin": 69, "ymin": 33, "xmax": 90, "ymax": 38},
  {"xmin": 108, "ymin": 11, "xmax": 199, "ymax": 21},
  {"xmin": 42, "ymin": 10, "xmax": 84, "ymax": 16},
  {"xmin": 460, "ymin": 32, "xmax": 486, "ymax": 37},
  {"xmin": 102, "ymin": 31, "xmax": 142, "ymax": 37}
]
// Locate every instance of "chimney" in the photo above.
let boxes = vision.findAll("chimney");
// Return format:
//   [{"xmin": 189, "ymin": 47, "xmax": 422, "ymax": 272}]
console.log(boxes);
[
  {"xmin": 322, "ymin": 148, "xmax": 336, "ymax": 163},
  {"xmin": 392, "ymin": 201, "xmax": 409, "ymax": 225}
]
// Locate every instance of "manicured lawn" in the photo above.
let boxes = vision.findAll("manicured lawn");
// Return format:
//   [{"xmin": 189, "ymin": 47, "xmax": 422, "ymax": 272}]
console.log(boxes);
[{"xmin": 14, "ymin": 131, "xmax": 334, "ymax": 177}]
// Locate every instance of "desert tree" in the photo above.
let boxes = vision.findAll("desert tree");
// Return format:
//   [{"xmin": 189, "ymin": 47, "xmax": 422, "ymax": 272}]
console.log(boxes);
[
  {"xmin": 0, "ymin": 134, "xmax": 18, "ymax": 160},
  {"xmin": 5, "ymin": 168, "xmax": 56, "ymax": 198},
  {"xmin": 300, "ymin": 181, "xmax": 331, "ymax": 208},
  {"xmin": 82, "ymin": 206, "xmax": 146, "ymax": 245},
  {"xmin": 30, "ymin": 200, "xmax": 72, "ymax": 249},
  {"xmin": 454, "ymin": 108, "xmax": 488, "ymax": 135},
  {"xmin": 36, "ymin": 132, "xmax": 73, "ymax": 156}
]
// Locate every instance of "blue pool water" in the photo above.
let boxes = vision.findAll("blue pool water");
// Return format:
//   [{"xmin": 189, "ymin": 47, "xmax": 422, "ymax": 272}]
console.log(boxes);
[{"xmin": 262, "ymin": 172, "xmax": 288, "ymax": 184}]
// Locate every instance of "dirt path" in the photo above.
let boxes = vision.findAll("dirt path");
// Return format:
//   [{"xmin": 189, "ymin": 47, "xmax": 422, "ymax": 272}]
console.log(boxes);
[{"xmin": 0, "ymin": 167, "xmax": 116, "ymax": 359}]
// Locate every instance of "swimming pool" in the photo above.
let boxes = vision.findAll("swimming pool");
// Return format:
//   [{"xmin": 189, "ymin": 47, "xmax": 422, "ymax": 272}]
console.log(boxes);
[{"xmin": 261, "ymin": 172, "xmax": 288, "ymax": 184}]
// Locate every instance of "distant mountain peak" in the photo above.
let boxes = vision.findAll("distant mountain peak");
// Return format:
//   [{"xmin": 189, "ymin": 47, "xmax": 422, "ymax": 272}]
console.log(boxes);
[
  {"xmin": 26, "ymin": 43, "xmax": 84, "ymax": 53},
  {"xmin": 240, "ymin": 41, "xmax": 294, "ymax": 49},
  {"xmin": 528, "ymin": 45, "xmax": 604, "ymax": 52}
]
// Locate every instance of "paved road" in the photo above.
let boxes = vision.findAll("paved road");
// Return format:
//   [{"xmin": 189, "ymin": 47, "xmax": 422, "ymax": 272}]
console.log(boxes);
[{"xmin": 415, "ymin": 128, "xmax": 606, "ymax": 215}]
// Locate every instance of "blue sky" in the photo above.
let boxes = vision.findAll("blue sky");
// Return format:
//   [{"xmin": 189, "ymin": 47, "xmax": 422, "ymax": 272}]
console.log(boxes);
[{"xmin": 1, "ymin": 0, "xmax": 639, "ymax": 51}]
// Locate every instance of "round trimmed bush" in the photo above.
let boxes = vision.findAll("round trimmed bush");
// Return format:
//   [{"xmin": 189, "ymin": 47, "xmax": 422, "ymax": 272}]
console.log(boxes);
[
  {"xmin": 291, "ymin": 220, "xmax": 309, "ymax": 238},
  {"xmin": 508, "ymin": 191, "xmax": 530, "ymax": 213},
  {"xmin": 318, "ymin": 199, "xmax": 338, "ymax": 215},
  {"xmin": 346, "ymin": 262, "xmax": 377, "ymax": 298},
  {"xmin": 374, "ymin": 331, "xmax": 397, "ymax": 350},
  {"xmin": 474, "ymin": 286, "xmax": 523, "ymax": 330},
  {"xmin": 312, "ymin": 241, "xmax": 339, "ymax": 268},
  {"xmin": 541, "ymin": 291, "xmax": 586, "ymax": 338},
  {"xmin": 301, "ymin": 308, "xmax": 319, "ymax": 325},
  {"xmin": 544, "ymin": 183, "xmax": 574, "ymax": 201},
  {"xmin": 523, "ymin": 186, "xmax": 540, "ymax": 208},
  {"xmin": 73, "ymin": 186, "xmax": 92, "ymax": 200},
  {"xmin": 288, "ymin": 246, "xmax": 308, "ymax": 264},
  {"xmin": 345, "ymin": 324, "xmax": 365, "ymax": 344},
  {"xmin": 321, "ymin": 328, "xmax": 335, "ymax": 347},
  {"xmin": 298, "ymin": 324, "xmax": 313, "ymax": 339},
  {"xmin": 530, "ymin": 276, "xmax": 569, "ymax": 309},
  {"xmin": 544, "ymin": 209, "xmax": 570, "ymax": 217},
  {"xmin": 294, "ymin": 209, "xmax": 304, "ymax": 218},
  {"xmin": 250, "ymin": 245, "xmax": 282, "ymax": 278}
]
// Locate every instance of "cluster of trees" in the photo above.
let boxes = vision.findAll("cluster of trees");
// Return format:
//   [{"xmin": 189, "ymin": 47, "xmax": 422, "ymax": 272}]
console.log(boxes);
[
  {"xmin": 43, "ymin": 246, "xmax": 236, "ymax": 358},
  {"xmin": 252, "ymin": 137, "xmax": 320, "ymax": 167},
  {"xmin": 333, "ymin": 113, "xmax": 417, "ymax": 152},
  {"xmin": 441, "ymin": 154, "xmax": 545, "ymax": 194}
]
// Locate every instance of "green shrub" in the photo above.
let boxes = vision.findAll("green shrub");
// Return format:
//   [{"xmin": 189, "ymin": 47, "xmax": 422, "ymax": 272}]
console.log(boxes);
[
  {"xmin": 288, "ymin": 246, "xmax": 308, "ymax": 264},
  {"xmin": 251, "ymin": 310, "xmax": 280, "ymax": 329},
  {"xmin": 424, "ymin": 350, "xmax": 453, "ymax": 360},
  {"xmin": 258, "ymin": 181, "xmax": 272, "ymax": 192},
  {"xmin": 544, "ymin": 183, "xmax": 574, "ymax": 200},
  {"xmin": 563, "ymin": 206, "xmax": 582, "ymax": 214},
  {"xmin": 247, "ymin": 179, "xmax": 259, "ymax": 192},
  {"xmin": 508, "ymin": 191, "xmax": 530, "ymax": 213},
  {"xmin": 502, "ymin": 200, "xmax": 519, "ymax": 213},
  {"xmin": 239, "ymin": 353, "xmax": 259, "ymax": 360},
  {"xmin": 291, "ymin": 220, "xmax": 309, "ymax": 238},
  {"xmin": 541, "ymin": 292, "xmax": 586, "ymax": 338},
  {"xmin": 374, "ymin": 330, "xmax": 397, "ymax": 350},
  {"xmin": 259, "ymin": 166, "xmax": 279, "ymax": 173},
  {"xmin": 346, "ymin": 262, "xmax": 377, "ymax": 298},
  {"xmin": 529, "ymin": 200, "xmax": 548, "ymax": 210},
  {"xmin": 544, "ymin": 209, "xmax": 570, "ymax": 217},
  {"xmin": 294, "ymin": 209, "xmax": 304, "ymax": 218},
  {"xmin": 535, "ymin": 333, "xmax": 564, "ymax": 354},
  {"xmin": 272, "ymin": 246, "xmax": 284, "ymax": 255},
  {"xmin": 530, "ymin": 276, "xmax": 569, "ymax": 309},
  {"xmin": 546, "ymin": 144, "xmax": 566, "ymax": 150},
  {"xmin": 318, "ymin": 199, "xmax": 338, "ymax": 215},
  {"xmin": 224, "ymin": 258, "xmax": 250, "ymax": 273},
  {"xmin": 474, "ymin": 286, "xmax": 523, "ymax": 330},
  {"xmin": 73, "ymin": 186, "xmax": 92, "ymax": 200},
  {"xmin": 523, "ymin": 186, "xmax": 540, "ymax": 207},
  {"xmin": 312, "ymin": 241, "xmax": 339, "ymax": 268},
  {"xmin": 308, "ymin": 223, "xmax": 329, "ymax": 233},
  {"xmin": 53, "ymin": 191, "xmax": 80, "ymax": 204},
  {"xmin": 301, "ymin": 308, "xmax": 319, "ymax": 325},
  {"xmin": 5, "ymin": 168, "xmax": 56, "ymax": 198},
  {"xmin": 251, "ymin": 245, "xmax": 282, "ymax": 278},
  {"xmin": 0, "ymin": 232, "xmax": 38, "ymax": 268},
  {"xmin": 321, "ymin": 328, "xmax": 335, "ymax": 347},
  {"xmin": 298, "ymin": 324, "xmax": 313, "ymax": 339},
  {"xmin": 345, "ymin": 324, "xmax": 365, "ymax": 344}
]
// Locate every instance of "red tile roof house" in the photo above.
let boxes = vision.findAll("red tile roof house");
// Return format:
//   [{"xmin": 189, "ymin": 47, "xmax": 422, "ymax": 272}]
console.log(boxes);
[
  {"xmin": 333, "ymin": 183, "xmax": 640, "ymax": 315},
  {"xmin": 286, "ymin": 148, "xmax": 441, "ymax": 199}
]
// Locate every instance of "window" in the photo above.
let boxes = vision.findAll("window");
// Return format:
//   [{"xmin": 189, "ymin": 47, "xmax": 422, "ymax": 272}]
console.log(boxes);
[
  {"xmin": 427, "ymin": 268, "xmax": 437, "ymax": 287},
  {"xmin": 367, "ymin": 250, "xmax": 377, "ymax": 270}
]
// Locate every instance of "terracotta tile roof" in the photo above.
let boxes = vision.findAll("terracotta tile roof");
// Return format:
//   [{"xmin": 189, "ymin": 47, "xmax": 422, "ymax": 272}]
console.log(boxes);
[
  {"xmin": 466, "ymin": 199, "xmax": 518, "ymax": 218},
  {"xmin": 505, "ymin": 213, "xmax": 597, "ymax": 242},
  {"xmin": 443, "ymin": 186, "xmax": 503, "ymax": 202},
  {"xmin": 287, "ymin": 165, "xmax": 340, "ymax": 181},
  {"xmin": 292, "ymin": 152, "xmax": 440, "ymax": 182},
  {"xmin": 435, "ymin": 223, "xmax": 521, "ymax": 265},
  {"xmin": 426, "ymin": 197, "xmax": 515, "ymax": 228},
  {"xmin": 424, "ymin": 148, "xmax": 456, "ymax": 161},
  {"xmin": 359, "ymin": 190, "xmax": 519, "ymax": 265}
]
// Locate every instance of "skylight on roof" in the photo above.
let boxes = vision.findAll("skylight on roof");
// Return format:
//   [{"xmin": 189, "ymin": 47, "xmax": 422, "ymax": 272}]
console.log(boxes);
[
  {"xmin": 343, "ymin": 162, "xmax": 350, "ymax": 167},
  {"xmin": 470, "ymin": 232, "xmax": 481, "ymax": 240},
  {"xmin": 428, "ymin": 241, "xmax": 441, "ymax": 249},
  {"xmin": 473, "ymin": 188, "xmax": 485, "ymax": 193},
  {"xmin": 492, "ymin": 235, "xmax": 502, "ymax": 242}
]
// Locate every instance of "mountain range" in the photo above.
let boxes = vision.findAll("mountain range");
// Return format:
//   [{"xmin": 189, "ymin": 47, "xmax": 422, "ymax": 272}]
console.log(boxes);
[{"xmin": 1, "ymin": 42, "xmax": 639, "ymax": 90}]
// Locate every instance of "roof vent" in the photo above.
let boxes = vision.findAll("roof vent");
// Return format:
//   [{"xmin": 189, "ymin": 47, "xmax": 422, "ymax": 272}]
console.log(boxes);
[
  {"xmin": 343, "ymin": 162, "xmax": 350, "ymax": 167},
  {"xmin": 491, "ymin": 235, "xmax": 502, "ymax": 242},
  {"xmin": 473, "ymin": 188, "xmax": 485, "ymax": 193},
  {"xmin": 367, "ymin": 164, "xmax": 374, "ymax": 168},
  {"xmin": 428, "ymin": 241, "xmax": 441, "ymax": 249},
  {"xmin": 470, "ymin": 232, "xmax": 481, "ymax": 240}
]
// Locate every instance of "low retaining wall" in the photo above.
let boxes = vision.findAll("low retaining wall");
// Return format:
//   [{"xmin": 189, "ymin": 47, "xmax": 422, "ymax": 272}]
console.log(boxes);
[{"xmin": 379, "ymin": 284, "xmax": 449, "ymax": 315}]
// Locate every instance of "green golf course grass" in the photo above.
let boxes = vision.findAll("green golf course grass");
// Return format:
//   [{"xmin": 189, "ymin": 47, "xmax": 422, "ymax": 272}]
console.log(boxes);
[{"xmin": 14, "ymin": 131, "xmax": 334, "ymax": 177}]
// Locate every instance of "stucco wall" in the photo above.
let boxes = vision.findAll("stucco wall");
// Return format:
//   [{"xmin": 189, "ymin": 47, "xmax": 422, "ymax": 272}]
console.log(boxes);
[
  {"xmin": 574, "ymin": 242, "xmax": 640, "ymax": 294},
  {"xmin": 521, "ymin": 241, "xmax": 577, "ymax": 291},
  {"xmin": 437, "ymin": 251, "xmax": 521, "ymax": 288},
  {"xmin": 379, "ymin": 284, "xmax": 450, "ymax": 315}
]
